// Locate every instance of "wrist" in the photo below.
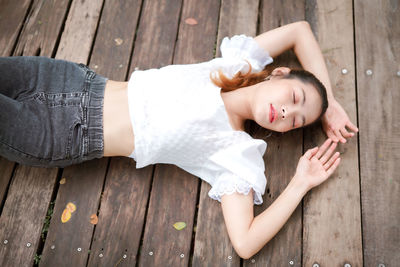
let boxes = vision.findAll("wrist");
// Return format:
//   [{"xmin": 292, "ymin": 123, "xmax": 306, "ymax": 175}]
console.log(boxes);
[{"xmin": 290, "ymin": 175, "xmax": 311, "ymax": 195}]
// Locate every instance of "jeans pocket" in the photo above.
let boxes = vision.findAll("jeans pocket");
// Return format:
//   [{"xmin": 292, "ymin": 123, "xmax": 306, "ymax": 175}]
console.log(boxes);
[{"xmin": 66, "ymin": 120, "xmax": 83, "ymax": 160}]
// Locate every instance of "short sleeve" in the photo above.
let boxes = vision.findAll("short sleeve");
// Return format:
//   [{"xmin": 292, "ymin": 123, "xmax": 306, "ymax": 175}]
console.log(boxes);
[
  {"xmin": 220, "ymin": 34, "xmax": 273, "ymax": 73},
  {"xmin": 207, "ymin": 139, "xmax": 268, "ymax": 205}
]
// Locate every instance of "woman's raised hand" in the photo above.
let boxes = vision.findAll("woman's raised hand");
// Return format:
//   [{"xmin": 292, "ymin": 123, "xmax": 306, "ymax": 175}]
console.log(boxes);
[
  {"xmin": 321, "ymin": 98, "xmax": 358, "ymax": 143},
  {"xmin": 294, "ymin": 138, "xmax": 341, "ymax": 191}
]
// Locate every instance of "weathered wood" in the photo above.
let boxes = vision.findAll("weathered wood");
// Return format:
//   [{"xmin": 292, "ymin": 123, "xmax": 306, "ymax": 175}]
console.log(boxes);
[
  {"xmin": 355, "ymin": 0, "xmax": 400, "ymax": 265},
  {"xmin": 132, "ymin": 0, "xmax": 205, "ymax": 265},
  {"xmin": 84, "ymin": 0, "xmax": 146, "ymax": 266},
  {"xmin": 39, "ymin": 159, "xmax": 107, "ymax": 266},
  {"xmin": 129, "ymin": 0, "xmax": 182, "ymax": 71},
  {"xmin": 303, "ymin": 0, "xmax": 362, "ymax": 265},
  {"xmin": 38, "ymin": 0, "xmax": 105, "ymax": 266},
  {"xmin": 55, "ymin": 0, "xmax": 103, "ymax": 63},
  {"xmin": 192, "ymin": 0, "xmax": 258, "ymax": 266},
  {"xmin": 0, "ymin": 0, "xmax": 73, "ymax": 265},
  {"xmin": 14, "ymin": 0, "xmax": 71, "ymax": 57},
  {"xmin": 249, "ymin": 0, "xmax": 305, "ymax": 265},
  {"xmin": 0, "ymin": 0, "xmax": 31, "ymax": 56},
  {"xmin": 0, "ymin": 0, "xmax": 33, "ymax": 202},
  {"xmin": 0, "ymin": 165, "xmax": 57, "ymax": 267}
]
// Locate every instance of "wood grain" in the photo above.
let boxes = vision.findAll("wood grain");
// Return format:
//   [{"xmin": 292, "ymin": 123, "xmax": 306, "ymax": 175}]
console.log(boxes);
[
  {"xmin": 355, "ymin": 0, "xmax": 400, "ymax": 265},
  {"xmin": 303, "ymin": 0, "xmax": 362, "ymax": 265},
  {"xmin": 192, "ymin": 0, "xmax": 258, "ymax": 266},
  {"xmin": 253, "ymin": 0, "xmax": 305, "ymax": 265}
]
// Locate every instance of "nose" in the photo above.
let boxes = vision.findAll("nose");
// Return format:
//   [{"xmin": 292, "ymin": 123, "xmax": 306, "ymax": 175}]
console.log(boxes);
[
  {"xmin": 281, "ymin": 105, "xmax": 287, "ymax": 120},
  {"xmin": 281, "ymin": 105, "xmax": 300, "ymax": 120}
]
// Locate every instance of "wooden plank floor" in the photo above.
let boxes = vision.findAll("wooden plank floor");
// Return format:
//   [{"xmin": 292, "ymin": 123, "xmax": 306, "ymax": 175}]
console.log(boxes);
[{"xmin": 0, "ymin": 0, "xmax": 398, "ymax": 266}]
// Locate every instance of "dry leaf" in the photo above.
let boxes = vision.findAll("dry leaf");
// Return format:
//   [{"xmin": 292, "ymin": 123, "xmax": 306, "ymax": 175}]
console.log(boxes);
[
  {"xmin": 59, "ymin": 177, "xmax": 66, "ymax": 184},
  {"xmin": 61, "ymin": 209, "xmax": 71, "ymax": 223},
  {"xmin": 90, "ymin": 214, "xmax": 98, "ymax": 225},
  {"xmin": 173, "ymin": 221, "xmax": 186, "ymax": 230},
  {"xmin": 185, "ymin": 18, "xmax": 198, "ymax": 25},
  {"xmin": 66, "ymin": 202, "xmax": 76, "ymax": 213},
  {"xmin": 114, "ymin": 38, "xmax": 123, "ymax": 46}
]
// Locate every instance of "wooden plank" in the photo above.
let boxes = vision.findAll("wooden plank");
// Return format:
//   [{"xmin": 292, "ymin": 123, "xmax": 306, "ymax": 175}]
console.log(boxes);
[
  {"xmin": 36, "ymin": 0, "xmax": 106, "ymax": 266},
  {"xmin": 55, "ymin": 0, "xmax": 103, "ymax": 62},
  {"xmin": 0, "ymin": 0, "xmax": 31, "ymax": 56},
  {"xmin": 354, "ymin": 0, "xmax": 400, "ymax": 265},
  {"xmin": 13, "ymin": 0, "xmax": 71, "ymax": 57},
  {"xmin": 303, "ymin": 0, "xmax": 362, "ymax": 265},
  {"xmin": 247, "ymin": 0, "xmax": 306, "ymax": 265},
  {"xmin": 138, "ymin": 0, "xmax": 220, "ymax": 266},
  {"xmin": 192, "ymin": 0, "xmax": 258, "ymax": 265},
  {"xmin": 0, "ymin": 166, "xmax": 57, "ymax": 267},
  {"xmin": 0, "ymin": 0, "xmax": 74, "ymax": 265},
  {"xmin": 83, "ymin": 0, "xmax": 147, "ymax": 266},
  {"xmin": 0, "ymin": 0, "xmax": 34, "ymax": 207},
  {"xmin": 129, "ymin": 0, "xmax": 182, "ymax": 70}
]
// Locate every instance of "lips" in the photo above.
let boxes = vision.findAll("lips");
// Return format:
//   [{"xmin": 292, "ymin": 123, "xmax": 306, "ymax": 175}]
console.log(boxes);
[{"xmin": 269, "ymin": 104, "xmax": 276, "ymax": 123}]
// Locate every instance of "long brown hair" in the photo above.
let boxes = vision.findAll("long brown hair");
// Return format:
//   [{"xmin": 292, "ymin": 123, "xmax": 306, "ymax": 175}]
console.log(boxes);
[{"xmin": 209, "ymin": 61, "xmax": 329, "ymax": 123}]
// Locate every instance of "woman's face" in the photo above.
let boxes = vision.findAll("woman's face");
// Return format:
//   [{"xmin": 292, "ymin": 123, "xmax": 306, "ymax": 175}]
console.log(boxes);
[{"xmin": 252, "ymin": 74, "xmax": 323, "ymax": 133}]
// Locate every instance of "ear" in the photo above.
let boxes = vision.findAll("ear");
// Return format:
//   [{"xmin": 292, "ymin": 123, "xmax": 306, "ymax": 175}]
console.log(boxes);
[{"xmin": 271, "ymin": 67, "xmax": 291, "ymax": 77}]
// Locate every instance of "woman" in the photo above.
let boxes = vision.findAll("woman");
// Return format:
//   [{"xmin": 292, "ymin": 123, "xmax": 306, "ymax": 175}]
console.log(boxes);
[{"xmin": 0, "ymin": 21, "xmax": 358, "ymax": 258}]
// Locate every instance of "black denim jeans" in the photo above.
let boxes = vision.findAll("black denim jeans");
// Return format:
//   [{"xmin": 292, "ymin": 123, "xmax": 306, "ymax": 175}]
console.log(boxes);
[{"xmin": 0, "ymin": 56, "xmax": 108, "ymax": 168}]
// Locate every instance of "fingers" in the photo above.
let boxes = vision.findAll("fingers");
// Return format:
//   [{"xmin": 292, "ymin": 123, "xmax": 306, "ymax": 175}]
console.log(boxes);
[
  {"xmin": 304, "ymin": 146, "xmax": 319, "ymax": 160},
  {"xmin": 339, "ymin": 128, "xmax": 354, "ymax": 138},
  {"xmin": 326, "ymin": 130, "xmax": 339, "ymax": 143},
  {"xmin": 334, "ymin": 128, "xmax": 347, "ymax": 143},
  {"xmin": 314, "ymin": 138, "xmax": 333, "ymax": 159},
  {"xmin": 347, "ymin": 121, "xmax": 359, "ymax": 133},
  {"xmin": 326, "ymin": 157, "xmax": 341, "ymax": 176},
  {"xmin": 319, "ymin": 142, "xmax": 338, "ymax": 165},
  {"xmin": 323, "ymin": 151, "xmax": 340, "ymax": 169}
]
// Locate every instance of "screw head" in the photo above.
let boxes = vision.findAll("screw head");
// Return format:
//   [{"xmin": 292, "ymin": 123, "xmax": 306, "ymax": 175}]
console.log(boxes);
[
  {"xmin": 119, "ymin": 64, "xmax": 123, "ymax": 68},
  {"xmin": 251, "ymin": 259, "xmax": 255, "ymax": 263},
  {"xmin": 313, "ymin": 264, "xmax": 320, "ymax": 267},
  {"xmin": 344, "ymin": 264, "xmax": 351, "ymax": 267},
  {"xmin": 180, "ymin": 253, "xmax": 184, "ymax": 258},
  {"xmin": 94, "ymin": 65, "xmax": 98, "ymax": 69},
  {"xmin": 26, "ymin": 242, "xmax": 31, "ymax": 247},
  {"xmin": 397, "ymin": 71, "xmax": 400, "ymax": 77},
  {"xmin": 149, "ymin": 251, "xmax": 153, "ymax": 256},
  {"xmin": 366, "ymin": 69, "xmax": 373, "ymax": 76},
  {"xmin": 99, "ymin": 253, "xmax": 103, "ymax": 258},
  {"xmin": 289, "ymin": 260, "xmax": 294, "ymax": 265},
  {"xmin": 123, "ymin": 254, "xmax": 127, "ymax": 259},
  {"xmin": 378, "ymin": 264, "xmax": 385, "ymax": 267},
  {"xmin": 228, "ymin": 255, "xmax": 232, "ymax": 260},
  {"xmin": 51, "ymin": 245, "xmax": 55, "ymax": 250},
  {"xmin": 77, "ymin": 247, "xmax": 82, "ymax": 252},
  {"xmin": 341, "ymin": 68, "xmax": 348, "ymax": 74},
  {"xmin": 3, "ymin": 240, "xmax": 8, "ymax": 245}
]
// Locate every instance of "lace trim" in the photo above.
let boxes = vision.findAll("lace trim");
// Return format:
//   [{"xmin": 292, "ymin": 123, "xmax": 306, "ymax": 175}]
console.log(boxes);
[
  {"xmin": 220, "ymin": 34, "xmax": 273, "ymax": 71},
  {"xmin": 208, "ymin": 174, "xmax": 264, "ymax": 205}
]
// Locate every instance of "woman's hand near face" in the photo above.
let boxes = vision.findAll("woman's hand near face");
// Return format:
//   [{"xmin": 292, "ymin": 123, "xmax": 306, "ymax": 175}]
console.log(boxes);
[
  {"xmin": 294, "ymin": 138, "xmax": 341, "ymax": 191},
  {"xmin": 322, "ymin": 98, "xmax": 359, "ymax": 143}
]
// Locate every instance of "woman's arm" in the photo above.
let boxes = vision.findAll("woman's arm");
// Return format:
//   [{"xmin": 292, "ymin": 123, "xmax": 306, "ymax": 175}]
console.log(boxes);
[
  {"xmin": 221, "ymin": 138, "xmax": 341, "ymax": 259},
  {"xmin": 253, "ymin": 21, "xmax": 358, "ymax": 143}
]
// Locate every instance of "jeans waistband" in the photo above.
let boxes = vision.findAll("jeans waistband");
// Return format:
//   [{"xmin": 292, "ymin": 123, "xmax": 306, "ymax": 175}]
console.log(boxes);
[{"xmin": 80, "ymin": 64, "xmax": 107, "ymax": 160}]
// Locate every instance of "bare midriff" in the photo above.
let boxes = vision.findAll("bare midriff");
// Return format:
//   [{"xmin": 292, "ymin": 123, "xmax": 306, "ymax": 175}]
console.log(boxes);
[{"xmin": 102, "ymin": 80, "xmax": 135, "ymax": 157}]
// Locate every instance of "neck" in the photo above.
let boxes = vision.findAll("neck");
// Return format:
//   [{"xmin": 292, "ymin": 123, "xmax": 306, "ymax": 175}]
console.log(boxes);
[{"xmin": 220, "ymin": 83, "xmax": 260, "ymax": 130}]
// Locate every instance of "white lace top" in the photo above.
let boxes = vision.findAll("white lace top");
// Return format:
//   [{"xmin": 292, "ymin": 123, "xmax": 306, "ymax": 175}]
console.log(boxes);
[{"xmin": 126, "ymin": 34, "xmax": 273, "ymax": 205}]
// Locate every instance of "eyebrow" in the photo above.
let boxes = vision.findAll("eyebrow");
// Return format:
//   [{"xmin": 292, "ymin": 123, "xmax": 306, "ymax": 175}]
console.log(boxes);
[{"xmin": 302, "ymin": 87, "xmax": 306, "ymax": 126}]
